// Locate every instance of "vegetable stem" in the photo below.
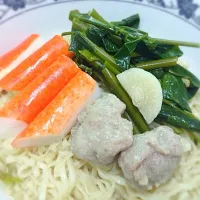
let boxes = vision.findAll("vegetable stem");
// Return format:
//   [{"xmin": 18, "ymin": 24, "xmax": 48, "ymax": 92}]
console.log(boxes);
[
  {"xmin": 79, "ymin": 50, "xmax": 120, "ymax": 74},
  {"xmin": 92, "ymin": 70, "xmax": 110, "ymax": 89},
  {"xmin": 135, "ymin": 57, "xmax": 178, "ymax": 70},
  {"xmin": 151, "ymin": 37, "xmax": 200, "ymax": 48},
  {"xmin": 79, "ymin": 50, "xmax": 149, "ymax": 133},
  {"xmin": 76, "ymin": 33, "xmax": 123, "ymax": 72},
  {"xmin": 69, "ymin": 11, "xmax": 142, "ymax": 40},
  {"xmin": 104, "ymin": 61, "xmax": 120, "ymax": 75},
  {"xmin": 89, "ymin": 9, "xmax": 109, "ymax": 24},
  {"xmin": 69, "ymin": 10, "xmax": 200, "ymax": 48},
  {"xmin": 123, "ymin": 111, "xmax": 141, "ymax": 134},
  {"xmin": 72, "ymin": 18, "xmax": 89, "ymax": 32},
  {"xmin": 79, "ymin": 64, "xmax": 93, "ymax": 75},
  {"xmin": 61, "ymin": 32, "xmax": 74, "ymax": 36},
  {"xmin": 73, "ymin": 13, "xmax": 114, "ymax": 33},
  {"xmin": 102, "ymin": 68, "xmax": 150, "ymax": 133}
]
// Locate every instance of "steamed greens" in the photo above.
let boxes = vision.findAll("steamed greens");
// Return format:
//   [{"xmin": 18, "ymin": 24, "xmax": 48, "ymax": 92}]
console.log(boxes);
[
  {"xmin": 161, "ymin": 73, "xmax": 191, "ymax": 112},
  {"xmin": 158, "ymin": 104, "xmax": 200, "ymax": 132},
  {"xmin": 169, "ymin": 65, "xmax": 200, "ymax": 99},
  {"xmin": 62, "ymin": 9, "xmax": 200, "ymax": 135}
]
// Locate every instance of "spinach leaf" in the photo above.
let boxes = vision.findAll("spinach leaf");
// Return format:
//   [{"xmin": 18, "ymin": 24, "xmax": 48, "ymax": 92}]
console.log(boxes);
[
  {"xmin": 150, "ymin": 68, "xmax": 165, "ymax": 79},
  {"xmin": 135, "ymin": 41, "xmax": 158, "ymax": 61},
  {"xmin": 69, "ymin": 34, "xmax": 86, "ymax": 54},
  {"xmin": 157, "ymin": 105, "xmax": 200, "ymax": 132},
  {"xmin": 112, "ymin": 14, "xmax": 140, "ymax": 28},
  {"xmin": 169, "ymin": 65, "xmax": 200, "ymax": 99},
  {"xmin": 161, "ymin": 73, "xmax": 191, "ymax": 111},
  {"xmin": 131, "ymin": 55, "xmax": 152, "ymax": 64},
  {"xmin": 86, "ymin": 26, "xmax": 106, "ymax": 46},
  {"xmin": 151, "ymin": 44, "xmax": 183, "ymax": 59},
  {"xmin": 137, "ymin": 39, "xmax": 183, "ymax": 60},
  {"xmin": 169, "ymin": 65, "xmax": 200, "ymax": 87},
  {"xmin": 69, "ymin": 32, "xmax": 98, "ymax": 56},
  {"xmin": 106, "ymin": 34, "xmax": 123, "ymax": 48},
  {"xmin": 102, "ymin": 38, "xmax": 119, "ymax": 53},
  {"xmin": 86, "ymin": 26, "xmax": 119, "ymax": 54},
  {"xmin": 114, "ymin": 40, "xmax": 139, "ymax": 70}
]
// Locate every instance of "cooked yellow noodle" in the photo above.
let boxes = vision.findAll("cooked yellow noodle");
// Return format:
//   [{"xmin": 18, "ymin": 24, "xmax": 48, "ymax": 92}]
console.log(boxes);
[{"xmin": 0, "ymin": 93, "xmax": 200, "ymax": 200}]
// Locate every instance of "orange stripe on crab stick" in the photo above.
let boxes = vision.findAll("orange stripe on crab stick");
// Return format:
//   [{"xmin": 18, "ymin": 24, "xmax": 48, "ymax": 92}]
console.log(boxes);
[
  {"xmin": 0, "ymin": 56, "xmax": 79, "ymax": 139},
  {"xmin": 12, "ymin": 71, "xmax": 97, "ymax": 148},
  {"xmin": 0, "ymin": 34, "xmax": 39, "ymax": 69},
  {"xmin": 0, "ymin": 34, "xmax": 43, "ymax": 80},
  {"xmin": 0, "ymin": 35, "xmax": 74, "ymax": 91}
]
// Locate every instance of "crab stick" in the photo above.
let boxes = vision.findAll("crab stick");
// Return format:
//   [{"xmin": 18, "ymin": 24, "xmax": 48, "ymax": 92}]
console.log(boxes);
[
  {"xmin": 0, "ymin": 56, "xmax": 80, "ymax": 138},
  {"xmin": 0, "ymin": 90, "xmax": 16, "ymax": 109},
  {"xmin": 12, "ymin": 71, "xmax": 98, "ymax": 148},
  {"xmin": 0, "ymin": 34, "xmax": 44, "ymax": 80},
  {"xmin": 0, "ymin": 35, "xmax": 74, "ymax": 91}
]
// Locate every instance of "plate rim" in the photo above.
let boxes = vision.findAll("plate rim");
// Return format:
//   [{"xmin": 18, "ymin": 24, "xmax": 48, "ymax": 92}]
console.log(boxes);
[{"xmin": 0, "ymin": 0, "xmax": 200, "ymax": 31}]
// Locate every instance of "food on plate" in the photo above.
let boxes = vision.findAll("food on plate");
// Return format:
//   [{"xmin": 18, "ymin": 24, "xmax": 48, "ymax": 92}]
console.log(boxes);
[
  {"xmin": 0, "ymin": 55, "xmax": 79, "ymax": 138},
  {"xmin": 0, "ymin": 35, "xmax": 73, "ymax": 91},
  {"xmin": 117, "ymin": 68, "xmax": 163, "ymax": 124},
  {"xmin": 0, "ymin": 90, "xmax": 16, "ymax": 109},
  {"xmin": 71, "ymin": 94, "xmax": 133, "ymax": 165},
  {"xmin": 12, "ymin": 70, "xmax": 98, "ymax": 148},
  {"xmin": 1, "ymin": 8, "xmax": 200, "ymax": 200},
  {"xmin": 119, "ymin": 126, "xmax": 183, "ymax": 190},
  {"xmin": 0, "ymin": 172, "xmax": 21, "ymax": 184},
  {"xmin": 0, "ymin": 34, "xmax": 43, "ymax": 80},
  {"xmin": 66, "ymin": 9, "xmax": 200, "ymax": 137},
  {"xmin": 77, "ymin": 49, "xmax": 149, "ymax": 133}
]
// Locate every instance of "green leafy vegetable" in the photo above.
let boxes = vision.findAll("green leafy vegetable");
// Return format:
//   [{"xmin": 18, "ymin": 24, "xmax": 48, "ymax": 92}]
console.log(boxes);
[
  {"xmin": 163, "ymin": 98, "xmax": 197, "ymax": 119},
  {"xmin": 102, "ymin": 38, "xmax": 119, "ymax": 53},
  {"xmin": 144, "ymin": 39, "xmax": 183, "ymax": 59},
  {"xmin": 157, "ymin": 105, "xmax": 200, "ymax": 132},
  {"xmin": 69, "ymin": 32, "xmax": 93, "ymax": 53},
  {"xmin": 111, "ymin": 14, "xmax": 140, "ymax": 28},
  {"xmin": 71, "ymin": 18, "xmax": 89, "ymax": 32},
  {"xmin": 88, "ymin": 9, "xmax": 109, "ymax": 24},
  {"xmin": 68, "ymin": 10, "xmax": 200, "ymax": 48},
  {"xmin": 169, "ymin": 65, "xmax": 200, "ymax": 87},
  {"xmin": 150, "ymin": 68, "xmax": 165, "ymax": 79},
  {"xmin": 161, "ymin": 73, "xmax": 191, "ymax": 111},
  {"xmin": 115, "ymin": 40, "xmax": 139, "ymax": 70},
  {"xmin": 69, "ymin": 32, "xmax": 122, "ymax": 74},
  {"xmin": 169, "ymin": 65, "xmax": 200, "ymax": 99},
  {"xmin": 64, "ymin": 9, "xmax": 200, "ymax": 136},
  {"xmin": 134, "ymin": 41, "xmax": 156, "ymax": 61},
  {"xmin": 86, "ymin": 26, "xmax": 106, "ymax": 46},
  {"xmin": 69, "ymin": 10, "xmax": 88, "ymax": 21},
  {"xmin": 152, "ymin": 44, "xmax": 183, "ymax": 59},
  {"xmin": 86, "ymin": 26, "xmax": 119, "ymax": 53}
]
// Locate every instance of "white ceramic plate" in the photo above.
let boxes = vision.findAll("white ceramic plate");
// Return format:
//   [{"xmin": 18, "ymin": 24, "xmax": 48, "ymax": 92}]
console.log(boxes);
[{"xmin": 0, "ymin": 0, "xmax": 200, "ymax": 199}]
